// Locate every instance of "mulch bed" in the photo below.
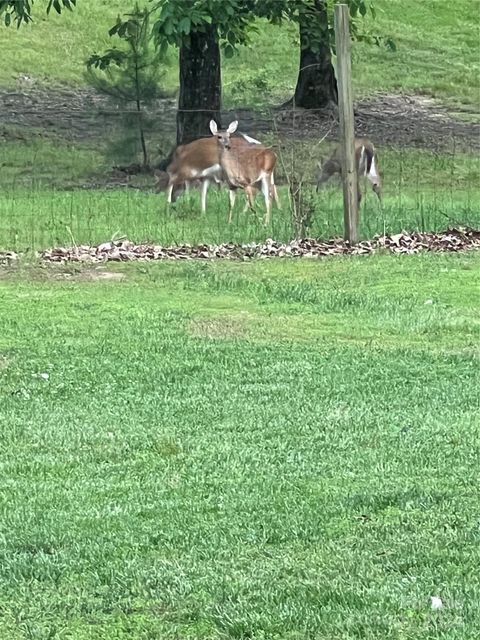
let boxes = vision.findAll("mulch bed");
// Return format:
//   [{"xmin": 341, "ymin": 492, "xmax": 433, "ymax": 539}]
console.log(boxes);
[{"xmin": 1, "ymin": 228, "xmax": 479, "ymax": 266}]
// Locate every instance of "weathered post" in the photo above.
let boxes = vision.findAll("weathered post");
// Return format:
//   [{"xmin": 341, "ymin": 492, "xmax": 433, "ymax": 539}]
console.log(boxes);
[{"xmin": 334, "ymin": 4, "xmax": 359, "ymax": 244}]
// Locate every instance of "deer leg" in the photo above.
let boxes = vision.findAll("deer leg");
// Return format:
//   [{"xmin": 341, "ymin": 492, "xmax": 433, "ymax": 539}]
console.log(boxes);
[
  {"xmin": 316, "ymin": 159, "xmax": 340, "ymax": 193},
  {"xmin": 372, "ymin": 183, "xmax": 382, "ymax": 203},
  {"xmin": 200, "ymin": 178, "xmax": 209, "ymax": 214},
  {"xmin": 245, "ymin": 185, "xmax": 256, "ymax": 213},
  {"xmin": 167, "ymin": 182, "xmax": 174, "ymax": 204},
  {"xmin": 244, "ymin": 185, "xmax": 259, "ymax": 215},
  {"xmin": 241, "ymin": 193, "xmax": 250, "ymax": 215},
  {"xmin": 316, "ymin": 172, "xmax": 333, "ymax": 193},
  {"xmin": 260, "ymin": 176, "xmax": 272, "ymax": 225},
  {"xmin": 228, "ymin": 188, "xmax": 236, "ymax": 224},
  {"xmin": 357, "ymin": 180, "xmax": 363, "ymax": 207},
  {"xmin": 271, "ymin": 176, "xmax": 281, "ymax": 209}
]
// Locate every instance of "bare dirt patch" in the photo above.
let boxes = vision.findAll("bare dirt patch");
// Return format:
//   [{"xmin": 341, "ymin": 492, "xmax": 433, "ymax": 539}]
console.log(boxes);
[
  {"xmin": 1, "ymin": 87, "xmax": 478, "ymax": 159},
  {"xmin": 227, "ymin": 94, "xmax": 480, "ymax": 151},
  {"xmin": 77, "ymin": 270, "xmax": 127, "ymax": 282},
  {"xmin": 0, "ymin": 86, "xmax": 176, "ymax": 144},
  {"xmin": 189, "ymin": 316, "xmax": 248, "ymax": 339}
]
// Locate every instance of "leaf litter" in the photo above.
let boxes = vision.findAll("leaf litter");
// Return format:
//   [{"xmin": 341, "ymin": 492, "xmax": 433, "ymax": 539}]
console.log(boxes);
[
  {"xmin": 38, "ymin": 228, "xmax": 480, "ymax": 262},
  {"xmin": 2, "ymin": 228, "xmax": 479, "ymax": 265}
]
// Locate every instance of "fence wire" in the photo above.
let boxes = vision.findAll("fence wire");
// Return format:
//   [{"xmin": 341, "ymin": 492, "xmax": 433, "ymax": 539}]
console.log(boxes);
[{"xmin": 0, "ymin": 88, "xmax": 479, "ymax": 251}]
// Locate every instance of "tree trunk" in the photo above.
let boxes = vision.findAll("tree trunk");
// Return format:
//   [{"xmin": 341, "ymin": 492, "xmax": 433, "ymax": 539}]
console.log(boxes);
[
  {"xmin": 292, "ymin": 0, "xmax": 338, "ymax": 109},
  {"xmin": 177, "ymin": 24, "xmax": 221, "ymax": 146}
]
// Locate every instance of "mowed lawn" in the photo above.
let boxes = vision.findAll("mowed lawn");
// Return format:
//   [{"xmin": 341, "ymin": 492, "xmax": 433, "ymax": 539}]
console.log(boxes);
[{"xmin": 0, "ymin": 253, "xmax": 479, "ymax": 639}]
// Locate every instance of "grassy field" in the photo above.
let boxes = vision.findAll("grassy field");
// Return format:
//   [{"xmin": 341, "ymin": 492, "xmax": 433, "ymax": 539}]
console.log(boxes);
[
  {"xmin": 2, "ymin": 129, "xmax": 479, "ymax": 189},
  {"xmin": 0, "ymin": 0, "xmax": 478, "ymax": 107},
  {"xmin": 1, "ymin": 3, "xmax": 479, "ymax": 638},
  {"xmin": 0, "ymin": 253, "xmax": 479, "ymax": 639},
  {"xmin": 0, "ymin": 0, "xmax": 477, "ymax": 248},
  {"xmin": 0, "ymin": 184, "xmax": 478, "ymax": 252},
  {"xmin": 0, "ymin": 143, "xmax": 478, "ymax": 251}
]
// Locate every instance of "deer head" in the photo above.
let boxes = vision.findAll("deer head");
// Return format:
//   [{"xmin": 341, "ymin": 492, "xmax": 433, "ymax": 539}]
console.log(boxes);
[{"xmin": 209, "ymin": 120, "xmax": 238, "ymax": 151}]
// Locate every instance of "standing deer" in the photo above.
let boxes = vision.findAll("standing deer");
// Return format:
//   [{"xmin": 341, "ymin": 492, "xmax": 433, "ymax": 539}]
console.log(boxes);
[
  {"xmin": 166, "ymin": 133, "xmax": 279, "ymax": 218},
  {"xmin": 316, "ymin": 137, "xmax": 382, "ymax": 204},
  {"xmin": 209, "ymin": 120, "xmax": 278, "ymax": 225}
]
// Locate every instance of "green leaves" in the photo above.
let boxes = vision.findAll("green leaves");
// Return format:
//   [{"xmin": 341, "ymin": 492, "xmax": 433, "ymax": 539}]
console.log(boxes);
[
  {"xmin": 150, "ymin": 0, "xmax": 256, "ymax": 53},
  {"xmin": 0, "ymin": 0, "xmax": 76, "ymax": 27},
  {"xmin": 177, "ymin": 16, "xmax": 191, "ymax": 35},
  {"xmin": 86, "ymin": 49, "xmax": 128, "ymax": 71},
  {"xmin": 0, "ymin": 0, "xmax": 34, "ymax": 27},
  {"xmin": 109, "ymin": 17, "xmax": 140, "ymax": 39},
  {"xmin": 47, "ymin": 0, "xmax": 77, "ymax": 15}
]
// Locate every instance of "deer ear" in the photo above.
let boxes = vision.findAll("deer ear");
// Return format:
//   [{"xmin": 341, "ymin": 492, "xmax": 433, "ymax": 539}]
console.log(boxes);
[
  {"xmin": 227, "ymin": 120, "xmax": 238, "ymax": 134},
  {"xmin": 209, "ymin": 120, "xmax": 218, "ymax": 135}
]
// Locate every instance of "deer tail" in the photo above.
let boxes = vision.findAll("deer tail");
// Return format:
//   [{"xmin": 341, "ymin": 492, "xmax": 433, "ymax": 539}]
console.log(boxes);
[
  {"xmin": 363, "ymin": 145, "xmax": 374, "ymax": 176},
  {"xmin": 239, "ymin": 132, "xmax": 262, "ymax": 145}
]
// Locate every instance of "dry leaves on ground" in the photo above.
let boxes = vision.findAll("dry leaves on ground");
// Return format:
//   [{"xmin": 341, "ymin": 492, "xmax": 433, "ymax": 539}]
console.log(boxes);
[{"xmin": 37, "ymin": 228, "xmax": 480, "ymax": 263}]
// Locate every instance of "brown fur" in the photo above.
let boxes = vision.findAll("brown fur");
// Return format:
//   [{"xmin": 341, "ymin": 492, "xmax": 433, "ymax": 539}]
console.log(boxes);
[
  {"xmin": 210, "ymin": 120, "xmax": 278, "ymax": 225},
  {"xmin": 166, "ymin": 136, "xmax": 257, "ymax": 210},
  {"xmin": 316, "ymin": 137, "xmax": 382, "ymax": 204}
]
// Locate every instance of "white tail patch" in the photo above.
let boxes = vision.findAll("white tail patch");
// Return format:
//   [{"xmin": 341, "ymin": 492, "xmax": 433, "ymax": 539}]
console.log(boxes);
[
  {"xmin": 368, "ymin": 155, "xmax": 379, "ymax": 180},
  {"xmin": 239, "ymin": 133, "xmax": 261, "ymax": 145}
]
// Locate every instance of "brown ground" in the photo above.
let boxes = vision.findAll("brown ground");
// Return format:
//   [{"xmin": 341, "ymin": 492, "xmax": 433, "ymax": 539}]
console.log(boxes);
[{"xmin": 1, "ymin": 86, "xmax": 478, "ymax": 150}]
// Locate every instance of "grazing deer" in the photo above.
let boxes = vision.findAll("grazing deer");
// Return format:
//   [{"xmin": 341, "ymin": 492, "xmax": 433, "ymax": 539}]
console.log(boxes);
[
  {"xmin": 166, "ymin": 133, "xmax": 279, "ymax": 217},
  {"xmin": 316, "ymin": 137, "xmax": 382, "ymax": 204},
  {"xmin": 209, "ymin": 120, "xmax": 277, "ymax": 225}
]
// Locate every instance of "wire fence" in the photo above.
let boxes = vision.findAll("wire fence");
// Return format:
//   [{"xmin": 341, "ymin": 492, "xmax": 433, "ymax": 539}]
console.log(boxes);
[{"xmin": 0, "ymin": 88, "xmax": 479, "ymax": 251}]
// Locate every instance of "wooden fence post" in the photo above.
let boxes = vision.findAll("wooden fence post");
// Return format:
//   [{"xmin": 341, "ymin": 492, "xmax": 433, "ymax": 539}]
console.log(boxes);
[{"xmin": 334, "ymin": 4, "xmax": 359, "ymax": 244}]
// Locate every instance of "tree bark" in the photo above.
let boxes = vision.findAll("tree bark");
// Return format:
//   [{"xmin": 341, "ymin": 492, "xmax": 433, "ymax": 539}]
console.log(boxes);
[
  {"xmin": 292, "ymin": 0, "xmax": 338, "ymax": 109},
  {"xmin": 177, "ymin": 24, "xmax": 222, "ymax": 146}
]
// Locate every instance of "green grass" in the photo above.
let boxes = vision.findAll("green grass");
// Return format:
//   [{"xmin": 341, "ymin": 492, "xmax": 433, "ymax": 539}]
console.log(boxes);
[
  {"xmin": 0, "ymin": 143, "xmax": 478, "ymax": 251},
  {"xmin": 350, "ymin": 0, "xmax": 480, "ymax": 107},
  {"xmin": 0, "ymin": 253, "xmax": 479, "ymax": 639},
  {"xmin": 0, "ymin": 183, "xmax": 478, "ymax": 252},
  {"xmin": 0, "ymin": 130, "xmax": 107, "ymax": 189},
  {"xmin": 0, "ymin": 1, "xmax": 478, "ymax": 107},
  {"xmin": 3, "ymin": 132, "xmax": 479, "ymax": 191}
]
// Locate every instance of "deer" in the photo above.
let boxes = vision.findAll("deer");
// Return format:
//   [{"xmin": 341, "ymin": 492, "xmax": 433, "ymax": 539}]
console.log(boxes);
[
  {"xmin": 209, "ymin": 120, "xmax": 278, "ymax": 225},
  {"xmin": 165, "ymin": 132, "xmax": 279, "ymax": 219},
  {"xmin": 316, "ymin": 137, "xmax": 382, "ymax": 204}
]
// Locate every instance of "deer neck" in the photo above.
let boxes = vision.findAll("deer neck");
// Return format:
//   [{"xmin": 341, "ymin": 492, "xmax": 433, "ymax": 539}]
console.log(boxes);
[{"xmin": 218, "ymin": 145, "xmax": 247, "ymax": 187}]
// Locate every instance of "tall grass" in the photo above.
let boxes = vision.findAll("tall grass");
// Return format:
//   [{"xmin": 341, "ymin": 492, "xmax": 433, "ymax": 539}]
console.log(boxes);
[
  {"xmin": 0, "ymin": 141, "xmax": 478, "ymax": 251},
  {"xmin": 0, "ymin": 185, "xmax": 478, "ymax": 252}
]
